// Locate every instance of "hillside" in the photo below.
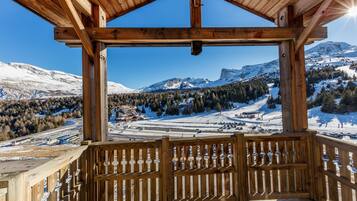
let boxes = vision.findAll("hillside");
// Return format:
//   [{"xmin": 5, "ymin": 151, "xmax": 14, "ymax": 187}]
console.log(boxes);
[
  {"xmin": 143, "ymin": 41, "xmax": 357, "ymax": 92},
  {"xmin": 0, "ymin": 62, "xmax": 133, "ymax": 100}
]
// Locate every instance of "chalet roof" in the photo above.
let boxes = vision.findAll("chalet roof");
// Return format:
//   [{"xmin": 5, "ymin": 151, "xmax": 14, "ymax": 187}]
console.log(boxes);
[{"xmin": 15, "ymin": 0, "xmax": 353, "ymax": 27}]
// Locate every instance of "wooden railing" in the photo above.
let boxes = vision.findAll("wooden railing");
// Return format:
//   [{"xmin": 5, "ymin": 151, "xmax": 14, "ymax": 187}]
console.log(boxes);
[
  {"xmin": 86, "ymin": 133, "xmax": 312, "ymax": 201},
  {"xmin": 0, "ymin": 146, "xmax": 87, "ymax": 201},
  {"xmin": 4, "ymin": 132, "xmax": 357, "ymax": 201},
  {"xmin": 314, "ymin": 134, "xmax": 357, "ymax": 201}
]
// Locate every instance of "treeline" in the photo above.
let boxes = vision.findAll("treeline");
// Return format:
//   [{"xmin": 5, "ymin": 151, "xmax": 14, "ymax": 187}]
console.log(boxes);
[
  {"xmin": 0, "ymin": 97, "xmax": 82, "ymax": 140},
  {"xmin": 307, "ymin": 66, "xmax": 349, "ymax": 84},
  {"xmin": 267, "ymin": 65, "xmax": 357, "ymax": 114},
  {"xmin": 0, "ymin": 79, "xmax": 269, "ymax": 140},
  {"xmin": 306, "ymin": 67, "xmax": 350, "ymax": 97},
  {"xmin": 110, "ymin": 79, "xmax": 269, "ymax": 117},
  {"xmin": 308, "ymin": 81, "xmax": 357, "ymax": 113}
]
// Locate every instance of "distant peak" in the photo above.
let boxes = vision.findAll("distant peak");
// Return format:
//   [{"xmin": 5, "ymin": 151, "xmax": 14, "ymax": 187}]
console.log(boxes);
[{"xmin": 306, "ymin": 41, "xmax": 353, "ymax": 55}]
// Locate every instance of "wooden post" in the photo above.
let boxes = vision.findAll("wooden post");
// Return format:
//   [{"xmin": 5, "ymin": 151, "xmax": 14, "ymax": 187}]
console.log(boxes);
[
  {"xmin": 190, "ymin": 0, "xmax": 201, "ymax": 28},
  {"xmin": 82, "ymin": 4, "xmax": 108, "ymax": 142},
  {"xmin": 278, "ymin": 6, "xmax": 308, "ymax": 133},
  {"xmin": 234, "ymin": 134, "xmax": 249, "ymax": 201},
  {"xmin": 160, "ymin": 137, "xmax": 173, "ymax": 201},
  {"xmin": 306, "ymin": 131, "xmax": 320, "ymax": 200},
  {"xmin": 190, "ymin": 0, "xmax": 202, "ymax": 55}
]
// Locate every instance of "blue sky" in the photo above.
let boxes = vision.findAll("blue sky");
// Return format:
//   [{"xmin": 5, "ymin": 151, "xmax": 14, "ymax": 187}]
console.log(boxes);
[{"xmin": 0, "ymin": 0, "xmax": 357, "ymax": 89}]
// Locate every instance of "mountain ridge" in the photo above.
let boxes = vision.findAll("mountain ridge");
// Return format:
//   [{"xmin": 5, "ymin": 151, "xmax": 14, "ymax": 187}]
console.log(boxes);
[
  {"xmin": 0, "ymin": 62, "xmax": 133, "ymax": 100},
  {"xmin": 142, "ymin": 41, "xmax": 357, "ymax": 92},
  {"xmin": 1, "ymin": 41, "xmax": 357, "ymax": 98}
]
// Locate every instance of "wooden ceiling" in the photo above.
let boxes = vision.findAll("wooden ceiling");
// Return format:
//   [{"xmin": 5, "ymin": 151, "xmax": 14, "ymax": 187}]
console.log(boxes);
[
  {"xmin": 226, "ymin": 0, "xmax": 356, "ymax": 26},
  {"xmin": 14, "ymin": 0, "xmax": 154, "ymax": 27},
  {"xmin": 14, "ymin": 0, "xmax": 355, "ymax": 27}
]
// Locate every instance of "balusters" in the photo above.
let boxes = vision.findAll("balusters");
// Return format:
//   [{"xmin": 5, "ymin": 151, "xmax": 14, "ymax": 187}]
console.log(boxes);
[
  {"xmin": 186, "ymin": 145, "xmax": 193, "ymax": 199},
  {"xmin": 264, "ymin": 141, "xmax": 272, "ymax": 195},
  {"xmin": 197, "ymin": 145, "xmax": 203, "ymax": 198},
  {"xmin": 81, "ymin": 136, "xmax": 316, "ymax": 201},
  {"xmin": 352, "ymin": 152, "xmax": 357, "ymax": 201},
  {"xmin": 192, "ymin": 145, "xmax": 199, "ymax": 198},
  {"xmin": 211, "ymin": 144, "xmax": 218, "ymax": 197},
  {"xmin": 279, "ymin": 141, "xmax": 288, "ymax": 193},
  {"xmin": 54, "ymin": 171, "xmax": 62, "ymax": 201},
  {"xmin": 256, "ymin": 141, "xmax": 264, "ymax": 195},
  {"xmin": 48, "ymin": 172, "xmax": 58, "ymax": 201},
  {"xmin": 247, "ymin": 141, "xmax": 256, "ymax": 196},
  {"xmin": 117, "ymin": 150, "xmax": 124, "ymax": 201},
  {"xmin": 286, "ymin": 140, "xmax": 295, "ymax": 193},
  {"xmin": 30, "ymin": 158, "xmax": 85, "ymax": 201},
  {"xmin": 154, "ymin": 147, "xmax": 160, "ymax": 201},
  {"xmin": 172, "ymin": 147, "xmax": 178, "ymax": 200},
  {"xmin": 40, "ymin": 177, "xmax": 50, "ymax": 201},
  {"xmin": 141, "ymin": 148, "xmax": 149, "ymax": 201},
  {"xmin": 227, "ymin": 143, "xmax": 233, "ymax": 197},
  {"xmin": 148, "ymin": 147, "xmax": 155, "ymax": 201},
  {"xmin": 326, "ymin": 145, "xmax": 339, "ymax": 201},
  {"xmin": 112, "ymin": 150, "xmax": 119, "ymax": 201},
  {"xmin": 105, "ymin": 150, "xmax": 113, "ymax": 201},
  {"xmin": 137, "ymin": 149, "xmax": 144, "ymax": 201},
  {"xmin": 203, "ymin": 144, "xmax": 209, "ymax": 198},
  {"xmin": 340, "ymin": 148, "xmax": 353, "ymax": 200},
  {"xmin": 123, "ymin": 149, "xmax": 130, "ymax": 201}
]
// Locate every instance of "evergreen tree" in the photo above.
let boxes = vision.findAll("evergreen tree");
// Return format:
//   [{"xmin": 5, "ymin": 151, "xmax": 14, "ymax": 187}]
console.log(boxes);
[
  {"xmin": 267, "ymin": 96, "xmax": 276, "ymax": 109},
  {"xmin": 321, "ymin": 93, "xmax": 337, "ymax": 113},
  {"xmin": 215, "ymin": 102, "xmax": 222, "ymax": 112}
]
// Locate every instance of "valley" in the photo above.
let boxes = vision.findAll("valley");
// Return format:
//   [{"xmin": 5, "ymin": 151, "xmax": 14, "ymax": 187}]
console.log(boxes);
[{"xmin": 0, "ymin": 41, "xmax": 357, "ymax": 150}]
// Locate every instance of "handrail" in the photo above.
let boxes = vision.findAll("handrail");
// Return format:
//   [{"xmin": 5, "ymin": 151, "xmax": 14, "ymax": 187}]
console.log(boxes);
[
  {"xmin": 0, "ymin": 145, "xmax": 88, "ymax": 201},
  {"xmin": 316, "ymin": 134, "xmax": 357, "ymax": 152},
  {"xmin": 26, "ymin": 145, "xmax": 88, "ymax": 186}
]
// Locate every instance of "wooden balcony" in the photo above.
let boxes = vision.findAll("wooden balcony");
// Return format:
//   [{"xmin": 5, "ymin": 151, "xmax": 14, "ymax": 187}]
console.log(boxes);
[{"xmin": 1, "ymin": 131, "xmax": 356, "ymax": 201}]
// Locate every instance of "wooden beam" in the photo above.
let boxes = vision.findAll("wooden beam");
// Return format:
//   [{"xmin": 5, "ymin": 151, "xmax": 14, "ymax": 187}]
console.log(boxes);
[
  {"xmin": 303, "ymin": 0, "xmax": 357, "ymax": 26},
  {"xmin": 295, "ymin": 0, "xmax": 334, "ymax": 50},
  {"xmin": 59, "ymin": 0, "xmax": 94, "ymax": 57},
  {"xmin": 278, "ymin": 6, "xmax": 308, "ymax": 133},
  {"xmin": 294, "ymin": 0, "xmax": 323, "ymax": 18},
  {"xmin": 66, "ymin": 41, "xmax": 280, "ymax": 48},
  {"xmin": 55, "ymin": 27, "xmax": 327, "ymax": 44},
  {"xmin": 72, "ymin": 0, "xmax": 92, "ymax": 17},
  {"xmin": 190, "ymin": 0, "xmax": 202, "ymax": 28}
]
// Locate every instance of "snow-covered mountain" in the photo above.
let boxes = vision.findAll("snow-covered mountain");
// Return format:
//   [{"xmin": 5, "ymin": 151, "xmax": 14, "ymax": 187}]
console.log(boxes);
[
  {"xmin": 219, "ymin": 41, "xmax": 357, "ymax": 82},
  {"xmin": 0, "ymin": 62, "xmax": 133, "ymax": 100},
  {"xmin": 142, "ymin": 78, "xmax": 211, "ymax": 92},
  {"xmin": 143, "ymin": 41, "xmax": 357, "ymax": 92}
]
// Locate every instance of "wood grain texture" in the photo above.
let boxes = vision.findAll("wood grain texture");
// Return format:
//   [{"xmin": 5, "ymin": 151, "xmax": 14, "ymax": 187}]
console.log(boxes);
[
  {"xmin": 295, "ymin": 0, "xmax": 334, "ymax": 50},
  {"xmin": 59, "ymin": 0, "xmax": 94, "ymax": 57},
  {"xmin": 278, "ymin": 6, "xmax": 308, "ymax": 133},
  {"xmin": 55, "ymin": 27, "xmax": 327, "ymax": 45},
  {"xmin": 9, "ymin": 132, "xmax": 357, "ymax": 201}
]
